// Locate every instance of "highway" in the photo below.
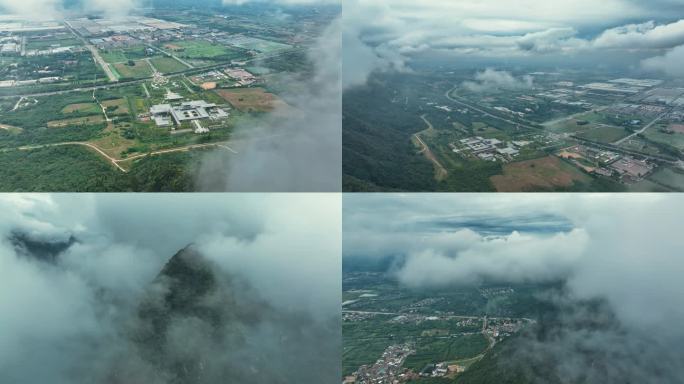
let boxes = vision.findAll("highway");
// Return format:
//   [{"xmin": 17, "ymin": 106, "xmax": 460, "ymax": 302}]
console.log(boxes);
[
  {"xmin": 613, "ymin": 110, "xmax": 670, "ymax": 145},
  {"xmin": 64, "ymin": 21, "xmax": 119, "ymax": 82},
  {"xmin": 445, "ymin": 86, "xmax": 540, "ymax": 131},
  {"xmin": 0, "ymin": 48, "xmax": 303, "ymax": 100}
]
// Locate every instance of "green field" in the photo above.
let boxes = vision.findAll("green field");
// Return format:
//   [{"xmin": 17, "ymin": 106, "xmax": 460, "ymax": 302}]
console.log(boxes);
[
  {"xmin": 403, "ymin": 334, "xmax": 489, "ymax": 371},
  {"xmin": 100, "ymin": 50, "xmax": 128, "ymax": 63},
  {"xmin": 644, "ymin": 129, "xmax": 684, "ymax": 151},
  {"xmin": 576, "ymin": 125, "xmax": 630, "ymax": 143},
  {"xmin": 164, "ymin": 40, "xmax": 243, "ymax": 60},
  {"xmin": 111, "ymin": 60, "xmax": 154, "ymax": 79},
  {"xmin": 228, "ymin": 36, "xmax": 291, "ymax": 53},
  {"xmin": 647, "ymin": 167, "xmax": 684, "ymax": 191},
  {"xmin": 149, "ymin": 56, "xmax": 189, "ymax": 73},
  {"xmin": 27, "ymin": 37, "xmax": 82, "ymax": 50}
]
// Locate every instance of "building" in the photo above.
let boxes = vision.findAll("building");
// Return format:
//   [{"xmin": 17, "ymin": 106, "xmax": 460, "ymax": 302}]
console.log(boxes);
[{"xmin": 150, "ymin": 100, "xmax": 229, "ymax": 128}]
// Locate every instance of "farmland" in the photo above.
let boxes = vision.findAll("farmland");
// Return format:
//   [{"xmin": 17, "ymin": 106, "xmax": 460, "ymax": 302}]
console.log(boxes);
[
  {"xmin": 215, "ymin": 87, "xmax": 285, "ymax": 112},
  {"xmin": 490, "ymin": 156, "xmax": 591, "ymax": 192}
]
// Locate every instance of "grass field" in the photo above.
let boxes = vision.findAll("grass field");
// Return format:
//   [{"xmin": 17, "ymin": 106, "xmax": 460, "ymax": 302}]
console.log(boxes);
[
  {"xmin": 100, "ymin": 50, "xmax": 128, "ymax": 64},
  {"xmin": 227, "ymin": 36, "xmax": 291, "ymax": 53},
  {"xmin": 544, "ymin": 111, "xmax": 603, "ymax": 133},
  {"xmin": 215, "ymin": 87, "xmax": 284, "ymax": 112},
  {"xmin": 48, "ymin": 115, "xmax": 105, "ymax": 128},
  {"xmin": 27, "ymin": 37, "xmax": 82, "ymax": 50},
  {"xmin": 647, "ymin": 167, "xmax": 684, "ymax": 191},
  {"xmin": 149, "ymin": 56, "xmax": 188, "ymax": 73},
  {"xmin": 644, "ymin": 129, "xmax": 684, "ymax": 151},
  {"xmin": 576, "ymin": 125, "xmax": 630, "ymax": 143},
  {"xmin": 87, "ymin": 124, "xmax": 137, "ymax": 159},
  {"xmin": 164, "ymin": 40, "xmax": 242, "ymax": 60},
  {"xmin": 101, "ymin": 98, "xmax": 129, "ymax": 116},
  {"xmin": 62, "ymin": 103, "xmax": 100, "ymax": 114},
  {"xmin": 111, "ymin": 60, "xmax": 153, "ymax": 79},
  {"xmin": 403, "ymin": 335, "xmax": 489, "ymax": 371},
  {"xmin": 490, "ymin": 155, "xmax": 591, "ymax": 192}
]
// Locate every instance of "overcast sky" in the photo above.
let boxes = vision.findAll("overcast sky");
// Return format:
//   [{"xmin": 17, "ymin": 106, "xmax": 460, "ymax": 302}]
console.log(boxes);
[
  {"xmin": 344, "ymin": 193, "xmax": 683, "ymax": 330},
  {"xmin": 343, "ymin": 0, "xmax": 684, "ymax": 88}
]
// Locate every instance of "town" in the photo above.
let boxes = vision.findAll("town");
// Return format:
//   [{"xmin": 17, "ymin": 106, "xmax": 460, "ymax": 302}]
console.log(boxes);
[
  {"xmin": 0, "ymin": 5, "xmax": 337, "ymax": 189},
  {"xmin": 343, "ymin": 272, "xmax": 536, "ymax": 384}
]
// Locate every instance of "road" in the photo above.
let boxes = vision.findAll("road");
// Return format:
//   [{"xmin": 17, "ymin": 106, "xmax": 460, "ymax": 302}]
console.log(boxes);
[
  {"xmin": 65, "ymin": 21, "xmax": 118, "ymax": 82},
  {"xmin": 17, "ymin": 142, "xmax": 127, "ymax": 172},
  {"xmin": 572, "ymin": 136, "xmax": 679, "ymax": 164},
  {"xmin": 145, "ymin": 43, "xmax": 194, "ymax": 69},
  {"xmin": 13, "ymin": 140, "xmax": 240, "ymax": 173},
  {"xmin": 0, "ymin": 48, "xmax": 303, "ymax": 100},
  {"xmin": 414, "ymin": 114, "xmax": 448, "ymax": 180},
  {"xmin": 445, "ymin": 86, "xmax": 540, "ymax": 131},
  {"xmin": 613, "ymin": 111, "xmax": 669, "ymax": 145}
]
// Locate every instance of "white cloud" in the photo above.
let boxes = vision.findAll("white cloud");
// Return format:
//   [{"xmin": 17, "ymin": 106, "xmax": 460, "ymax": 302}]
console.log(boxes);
[
  {"xmin": 396, "ymin": 229, "xmax": 589, "ymax": 287},
  {"xmin": 594, "ymin": 20, "xmax": 684, "ymax": 49},
  {"xmin": 641, "ymin": 44, "xmax": 684, "ymax": 77},
  {"xmin": 342, "ymin": 0, "xmax": 684, "ymax": 87},
  {"xmin": 462, "ymin": 68, "xmax": 535, "ymax": 92}
]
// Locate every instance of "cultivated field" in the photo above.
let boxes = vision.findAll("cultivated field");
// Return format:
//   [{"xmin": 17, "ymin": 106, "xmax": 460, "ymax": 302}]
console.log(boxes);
[
  {"xmin": 215, "ymin": 87, "xmax": 284, "ymax": 112},
  {"xmin": 62, "ymin": 103, "xmax": 101, "ymax": 114},
  {"xmin": 164, "ymin": 40, "xmax": 241, "ymax": 60},
  {"xmin": 101, "ymin": 98, "xmax": 130, "ymax": 115},
  {"xmin": 490, "ymin": 155, "xmax": 591, "ymax": 191},
  {"xmin": 48, "ymin": 115, "xmax": 105, "ymax": 128},
  {"xmin": 576, "ymin": 125, "xmax": 630, "ymax": 143}
]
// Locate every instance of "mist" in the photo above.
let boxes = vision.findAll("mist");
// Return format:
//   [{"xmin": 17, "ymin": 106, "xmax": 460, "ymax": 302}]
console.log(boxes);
[
  {"xmin": 343, "ymin": 194, "xmax": 684, "ymax": 382},
  {"xmin": 0, "ymin": 194, "xmax": 341, "ymax": 384},
  {"xmin": 197, "ymin": 16, "xmax": 341, "ymax": 192}
]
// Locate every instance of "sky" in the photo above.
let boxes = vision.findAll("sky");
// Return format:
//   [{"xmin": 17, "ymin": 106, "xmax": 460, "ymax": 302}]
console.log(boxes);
[
  {"xmin": 0, "ymin": 193, "xmax": 341, "ymax": 383},
  {"xmin": 343, "ymin": 193, "xmax": 684, "ymax": 381},
  {"xmin": 343, "ymin": 0, "xmax": 684, "ymax": 88},
  {"xmin": 344, "ymin": 193, "xmax": 683, "ymax": 328}
]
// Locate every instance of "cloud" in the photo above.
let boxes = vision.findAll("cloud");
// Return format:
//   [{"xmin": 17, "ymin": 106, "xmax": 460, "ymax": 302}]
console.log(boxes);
[
  {"xmin": 197, "ymin": 17, "xmax": 341, "ymax": 191},
  {"xmin": 342, "ymin": 1, "xmax": 684, "ymax": 87},
  {"xmin": 0, "ymin": 193, "xmax": 341, "ymax": 383},
  {"xmin": 594, "ymin": 19, "xmax": 684, "ymax": 49},
  {"xmin": 0, "ymin": 0, "xmax": 143, "ymax": 19},
  {"xmin": 641, "ymin": 44, "xmax": 684, "ymax": 77},
  {"xmin": 462, "ymin": 68, "xmax": 534, "ymax": 92},
  {"xmin": 395, "ymin": 229, "xmax": 589, "ymax": 287},
  {"xmin": 0, "ymin": 0, "xmax": 63, "ymax": 20},
  {"xmin": 344, "ymin": 193, "xmax": 684, "ymax": 381}
]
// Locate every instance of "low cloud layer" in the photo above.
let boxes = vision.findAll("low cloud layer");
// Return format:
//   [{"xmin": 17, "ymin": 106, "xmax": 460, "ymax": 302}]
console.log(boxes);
[
  {"xmin": 0, "ymin": 0, "xmax": 142, "ymax": 19},
  {"xmin": 0, "ymin": 194, "xmax": 341, "ymax": 383},
  {"xmin": 462, "ymin": 69, "xmax": 534, "ymax": 93},
  {"xmin": 198, "ymin": 16, "xmax": 341, "ymax": 192},
  {"xmin": 342, "ymin": 0, "xmax": 684, "ymax": 88},
  {"xmin": 344, "ymin": 194, "xmax": 684, "ymax": 381},
  {"xmin": 641, "ymin": 44, "xmax": 684, "ymax": 77}
]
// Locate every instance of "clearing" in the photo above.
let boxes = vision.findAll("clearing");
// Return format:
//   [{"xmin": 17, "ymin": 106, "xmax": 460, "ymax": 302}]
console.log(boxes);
[
  {"xmin": 215, "ymin": 87, "xmax": 284, "ymax": 112},
  {"xmin": 490, "ymin": 155, "xmax": 591, "ymax": 192}
]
